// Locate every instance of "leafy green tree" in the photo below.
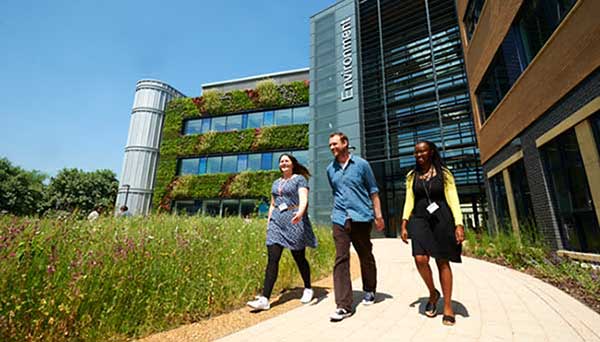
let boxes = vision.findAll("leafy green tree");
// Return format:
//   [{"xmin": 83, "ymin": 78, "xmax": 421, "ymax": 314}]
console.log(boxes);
[
  {"xmin": 0, "ymin": 157, "xmax": 47, "ymax": 216},
  {"xmin": 44, "ymin": 168, "xmax": 118, "ymax": 213}
]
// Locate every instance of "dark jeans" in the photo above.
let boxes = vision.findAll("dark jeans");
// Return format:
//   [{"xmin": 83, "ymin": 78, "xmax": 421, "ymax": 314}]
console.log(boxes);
[
  {"xmin": 262, "ymin": 244, "xmax": 311, "ymax": 298},
  {"xmin": 332, "ymin": 219, "xmax": 377, "ymax": 311}
]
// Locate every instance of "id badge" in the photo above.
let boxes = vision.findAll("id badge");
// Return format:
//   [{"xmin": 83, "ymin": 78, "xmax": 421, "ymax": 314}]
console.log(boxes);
[
  {"xmin": 278, "ymin": 203, "xmax": 288, "ymax": 211},
  {"xmin": 426, "ymin": 202, "xmax": 439, "ymax": 214}
]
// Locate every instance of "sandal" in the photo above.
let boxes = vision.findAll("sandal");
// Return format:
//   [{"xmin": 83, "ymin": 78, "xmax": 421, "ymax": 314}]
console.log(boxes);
[
  {"xmin": 442, "ymin": 314, "xmax": 456, "ymax": 326},
  {"xmin": 424, "ymin": 289, "xmax": 440, "ymax": 317}
]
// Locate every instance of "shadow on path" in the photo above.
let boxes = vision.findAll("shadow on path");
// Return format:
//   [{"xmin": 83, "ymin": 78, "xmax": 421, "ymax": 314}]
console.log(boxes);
[
  {"xmin": 250, "ymin": 286, "xmax": 331, "ymax": 313},
  {"xmin": 351, "ymin": 290, "xmax": 394, "ymax": 312},
  {"xmin": 409, "ymin": 297, "xmax": 469, "ymax": 317}
]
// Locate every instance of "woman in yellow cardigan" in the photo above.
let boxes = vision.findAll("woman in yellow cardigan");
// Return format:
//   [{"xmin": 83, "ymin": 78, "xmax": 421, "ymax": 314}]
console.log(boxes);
[{"xmin": 400, "ymin": 141, "xmax": 465, "ymax": 326}]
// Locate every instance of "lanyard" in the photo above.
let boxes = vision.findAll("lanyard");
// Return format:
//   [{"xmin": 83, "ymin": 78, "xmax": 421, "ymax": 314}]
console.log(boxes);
[
  {"xmin": 420, "ymin": 176, "xmax": 433, "ymax": 205},
  {"xmin": 278, "ymin": 175, "xmax": 294, "ymax": 195}
]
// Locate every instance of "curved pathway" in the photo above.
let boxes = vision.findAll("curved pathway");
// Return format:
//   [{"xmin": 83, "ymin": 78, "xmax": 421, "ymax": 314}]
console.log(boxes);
[{"xmin": 217, "ymin": 239, "xmax": 600, "ymax": 342}]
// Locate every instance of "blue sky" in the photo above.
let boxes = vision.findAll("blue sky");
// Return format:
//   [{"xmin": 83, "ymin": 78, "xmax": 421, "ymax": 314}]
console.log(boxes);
[{"xmin": 0, "ymin": 0, "xmax": 334, "ymax": 179}]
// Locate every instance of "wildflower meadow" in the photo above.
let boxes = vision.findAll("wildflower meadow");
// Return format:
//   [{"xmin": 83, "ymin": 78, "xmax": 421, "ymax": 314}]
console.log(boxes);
[{"xmin": 0, "ymin": 215, "xmax": 335, "ymax": 341}]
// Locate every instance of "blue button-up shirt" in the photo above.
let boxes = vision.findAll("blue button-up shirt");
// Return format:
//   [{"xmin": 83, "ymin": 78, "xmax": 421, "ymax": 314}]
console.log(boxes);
[{"xmin": 326, "ymin": 154, "xmax": 379, "ymax": 227}]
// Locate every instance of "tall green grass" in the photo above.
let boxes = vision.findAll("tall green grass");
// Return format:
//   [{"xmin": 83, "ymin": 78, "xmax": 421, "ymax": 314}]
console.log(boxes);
[
  {"xmin": 0, "ymin": 215, "xmax": 335, "ymax": 341},
  {"xmin": 464, "ymin": 228, "xmax": 600, "ymax": 304}
]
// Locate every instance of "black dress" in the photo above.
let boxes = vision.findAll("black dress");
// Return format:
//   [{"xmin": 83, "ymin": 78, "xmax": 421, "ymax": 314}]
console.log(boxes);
[{"xmin": 407, "ymin": 172, "xmax": 462, "ymax": 263}]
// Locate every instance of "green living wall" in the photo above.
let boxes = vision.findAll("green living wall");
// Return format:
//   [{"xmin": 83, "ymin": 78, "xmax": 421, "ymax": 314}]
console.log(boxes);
[{"xmin": 153, "ymin": 80, "xmax": 309, "ymax": 212}]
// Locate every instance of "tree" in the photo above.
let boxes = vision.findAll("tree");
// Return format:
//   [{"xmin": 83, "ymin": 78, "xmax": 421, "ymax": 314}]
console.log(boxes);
[
  {"xmin": 44, "ymin": 168, "xmax": 118, "ymax": 213},
  {"xmin": 0, "ymin": 158, "xmax": 47, "ymax": 216}
]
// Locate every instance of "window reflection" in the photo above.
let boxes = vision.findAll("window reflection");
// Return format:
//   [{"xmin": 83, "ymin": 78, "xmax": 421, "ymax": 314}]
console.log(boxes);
[
  {"xmin": 247, "ymin": 112, "xmax": 263, "ymax": 128},
  {"xmin": 275, "ymin": 109, "xmax": 292, "ymax": 126},
  {"xmin": 541, "ymin": 129, "xmax": 600, "ymax": 253},
  {"xmin": 226, "ymin": 115, "xmax": 242, "ymax": 131},
  {"xmin": 263, "ymin": 111, "xmax": 274, "ymax": 126},
  {"xmin": 489, "ymin": 173, "xmax": 511, "ymax": 233},
  {"xmin": 476, "ymin": 0, "xmax": 576, "ymax": 122},
  {"xmin": 177, "ymin": 150, "xmax": 308, "ymax": 174},
  {"xmin": 183, "ymin": 106, "xmax": 309, "ymax": 135},
  {"xmin": 221, "ymin": 155, "xmax": 237, "ymax": 173},
  {"xmin": 261, "ymin": 153, "xmax": 273, "ymax": 170},
  {"xmin": 179, "ymin": 158, "xmax": 199, "ymax": 175},
  {"xmin": 248, "ymin": 153, "xmax": 262, "ymax": 170},
  {"xmin": 293, "ymin": 107, "xmax": 310, "ymax": 124},
  {"xmin": 207, "ymin": 156, "xmax": 222, "ymax": 173},
  {"xmin": 210, "ymin": 117, "xmax": 227, "ymax": 132}
]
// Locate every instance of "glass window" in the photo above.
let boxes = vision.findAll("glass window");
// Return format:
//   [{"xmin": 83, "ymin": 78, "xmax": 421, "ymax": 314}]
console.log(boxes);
[
  {"xmin": 293, "ymin": 150, "xmax": 309, "ymax": 166},
  {"xmin": 210, "ymin": 116, "xmax": 227, "ymax": 132},
  {"xmin": 201, "ymin": 118, "xmax": 211, "ymax": 133},
  {"xmin": 174, "ymin": 200, "xmax": 202, "ymax": 215},
  {"xmin": 274, "ymin": 109, "xmax": 292, "ymax": 126},
  {"xmin": 226, "ymin": 115, "xmax": 242, "ymax": 131},
  {"xmin": 240, "ymin": 199, "xmax": 257, "ymax": 218},
  {"xmin": 541, "ymin": 129, "xmax": 600, "ymax": 253},
  {"xmin": 183, "ymin": 120, "xmax": 203, "ymax": 135},
  {"xmin": 248, "ymin": 153, "xmax": 262, "ymax": 170},
  {"xmin": 463, "ymin": 0, "xmax": 485, "ymax": 41},
  {"xmin": 207, "ymin": 156, "xmax": 222, "ymax": 173},
  {"xmin": 590, "ymin": 112, "xmax": 600, "ymax": 151},
  {"xmin": 272, "ymin": 151, "xmax": 285, "ymax": 170},
  {"xmin": 179, "ymin": 158, "xmax": 199, "ymax": 175},
  {"xmin": 222, "ymin": 199, "xmax": 239, "ymax": 217},
  {"xmin": 489, "ymin": 173, "xmax": 511, "ymax": 233},
  {"xmin": 247, "ymin": 112, "xmax": 263, "ymax": 128},
  {"xmin": 203, "ymin": 200, "xmax": 220, "ymax": 217},
  {"xmin": 241, "ymin": 114, "xmax": 248, "ymax": 129},
  {"xmin": 221, "ymin": 155, "xmax": 237, "ymax": 173},
  {"xmin": 508, "ymin": 159, "xmax": 537, "ymax": 241},
  {"xmin": 292, "ymin": 107, "xmax": 309, "ymax": 124},
  {"xmin": 516, "ymin": 0, "xmax": 576, "ymax": 64},
  {"xmin": 261, "ymin": 153, "xmax": 273, "ymax": 170},
  {"xmin": 263, "ymin": 111, "xmax": 274, "ymax": 126},
  {"xmin": 198, "ymin": 157, "xmax": 207, "ymax": 174},
  {"xmin": 476, "ymin": 0, "xmax": 577, "ymax": 123},
  {"xmin": 237, "ymin": 154, "xmax": 248, "ymax": 172}
]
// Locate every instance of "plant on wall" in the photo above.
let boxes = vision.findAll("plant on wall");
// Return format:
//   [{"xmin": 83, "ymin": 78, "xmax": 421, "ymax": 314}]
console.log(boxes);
[
  {"xmin": 256, "ymin": 80, "xmax": 283, "ymax": 108},
  {"xmin": 152, "ymin": 80, "xmax": 310, "ymax": 212},
  {"xmin": 188, "ymin": 79, "xmax": 308, "ymax": 116}
]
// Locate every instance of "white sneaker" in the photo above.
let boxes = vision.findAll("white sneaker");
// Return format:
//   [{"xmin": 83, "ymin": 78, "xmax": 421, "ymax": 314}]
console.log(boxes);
[
  {"xmin": 300, "ymin": 288, "xmax": 314, "ymax": 304},
  {"xmin": 330, "ymin": 308, "xmax": 352, "ymax": 322},
  {"xmin": 247, "ymin": 296, "xmax": 270, "ymax": 310}
]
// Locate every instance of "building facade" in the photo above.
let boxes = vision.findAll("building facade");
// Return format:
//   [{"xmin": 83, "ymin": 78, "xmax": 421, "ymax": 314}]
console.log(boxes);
[
  {"xmin": 118, "ymin": 69, "xmax": 310, "ymax": 217},
  {"xmin": 309, "ymin": 0, "xmax": 483, "ymax": 236},
  {"xmin": 118, "ymin": 0, "xmax": 486, "ymax": 235},
  {"xmin": 116, "ymin": 80, "xmax": 185, "ymax": 215},
  {"xmin": 457, "ymin": 0, "xmax": 600, "ymax": 254}
]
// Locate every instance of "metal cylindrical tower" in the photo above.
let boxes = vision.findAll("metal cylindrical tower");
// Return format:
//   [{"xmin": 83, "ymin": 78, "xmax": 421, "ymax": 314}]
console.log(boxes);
[{"xmin": 115, "ymin": 80, "xmax": 184, "ymax": 215}]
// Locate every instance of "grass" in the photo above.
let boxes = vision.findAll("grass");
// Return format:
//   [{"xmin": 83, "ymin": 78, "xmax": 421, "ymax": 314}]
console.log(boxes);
[
  {"xmin": 0, "ymin": 214, "xmax": 335, "ymax": 341},
  {"xmin": 463, "ymin": 227, "xmax": 600, "ymax": 312}
]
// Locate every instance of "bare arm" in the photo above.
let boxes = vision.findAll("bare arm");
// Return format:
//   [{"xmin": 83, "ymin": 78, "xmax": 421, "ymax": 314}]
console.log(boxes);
[
  {"xmin": 267, "ymin": 196, "xmax": 275, "ymax": 222},
  {"xmin": 291, "ymin": 187, "xmax": 308, "ymax": 224},
  {"xmin": 370, "ymin": 192, "xmax": 385, "ymax": 231}
]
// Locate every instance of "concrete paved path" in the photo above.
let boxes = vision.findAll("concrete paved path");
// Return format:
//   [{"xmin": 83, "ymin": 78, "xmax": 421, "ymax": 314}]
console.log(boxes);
[{"xmin": 217, "ymin": 239, "xmax": 600, "ymax": 342}]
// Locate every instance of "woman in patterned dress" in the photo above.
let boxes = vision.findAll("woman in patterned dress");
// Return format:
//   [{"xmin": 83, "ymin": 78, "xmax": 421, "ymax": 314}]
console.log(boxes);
[{"xmin": 247, "ymin": 153, "xmax": 317, "ymax": 311}]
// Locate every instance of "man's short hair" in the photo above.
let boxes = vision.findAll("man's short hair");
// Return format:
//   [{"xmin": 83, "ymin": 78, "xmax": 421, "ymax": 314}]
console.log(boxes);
[
  {"xmin": 329, "ymin": 132, "xmax": 349, "ymax": 144},
  {"xmin": 120, "ymin": 205, "xmax": 128, "ymax": 211}
]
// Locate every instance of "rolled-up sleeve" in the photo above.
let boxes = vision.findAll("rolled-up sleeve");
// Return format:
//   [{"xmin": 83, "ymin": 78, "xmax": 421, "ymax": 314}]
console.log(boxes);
[{"xmin": 363, "ymin": 161, "xmax": 379, "ymax": 195}]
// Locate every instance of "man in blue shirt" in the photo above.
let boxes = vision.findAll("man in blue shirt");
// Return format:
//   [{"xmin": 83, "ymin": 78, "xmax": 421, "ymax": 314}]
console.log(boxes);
[{"xmin": 326, "ymin": 132, "xmax": 385, "ymax": 322}]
